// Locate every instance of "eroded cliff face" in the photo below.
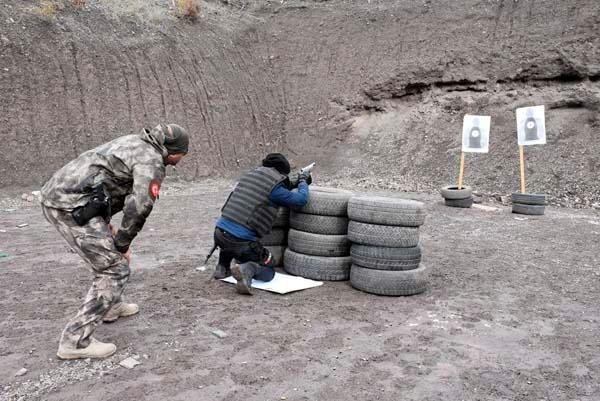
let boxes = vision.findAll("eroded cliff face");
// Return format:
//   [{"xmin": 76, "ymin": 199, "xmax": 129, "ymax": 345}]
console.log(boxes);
[
  {"xmin": 1, "ymin": 1, "xmax": 287, "ymax": 185},
  {"xmin": 1, "ymin": 0, "xmax": 599, "ymax": 205}
]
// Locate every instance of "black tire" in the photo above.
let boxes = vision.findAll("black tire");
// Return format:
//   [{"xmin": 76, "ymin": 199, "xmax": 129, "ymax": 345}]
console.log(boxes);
[
  {"xmin": 260, "ymin": 228, "xmax": 287, "ymax": 246},
  {"xmin": 289, "ymin": 211, "xmax": 348, "ymax": 235},
  {"xmin": 273, "ymin": 207, "xmax": 290, "ymax": 228},
  {"xmin": 348, "ymin": 196, "xmax": 425, "ymax": 227},
  {"xmin": 288, "ymin": 229, "xmax": 350, "ymax": 257},
  {"xmin": 444, "ymin": 197, "xmax": 473, "ymax": 208},
  {"xmin": 350, "ymin": 244, "xmax": 421, "ymax": 271},
  {"xmin": 511, "ymin": 193, "xmax": 546, "ymax": 206},
  {"xmin": 283, "ymin": 249, "xmax": 351, "ymax": 281},
  {"xmin": 512, "ymin": 203, "xmax": 545, "ymax": 215},
  {"xmin": 440, "ymin": 185, "xmax": 472, "ymax": 200},
  {"xmin": 347, "ymin": 221, "xmax": 419, "ymax": 248},
  {"xmin": 298, "ymin": 186, "xmax": 354, "ymax": 216},
  {"xmin": 350, "ymin": 264, "xmax": 430, "ymax": 296},
  {"xmin": 265, "ymin": 246, "xmax": 285, "ymax": 267}
]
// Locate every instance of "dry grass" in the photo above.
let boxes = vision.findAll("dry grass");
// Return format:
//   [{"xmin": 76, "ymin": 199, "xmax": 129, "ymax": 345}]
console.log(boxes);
[
  {"xmin": 174, "ymin": 0, "xmax": 200, "ymax": 21},
  {"xmin": 100, "ymin": 0, "xmax": 168, "ymax": 23},
  {"xmin": 35, "ymin": 0, "xmax": 85, "ymax": 20},
  {"xmin": 38, "ymin": 0, "xmax": 58, "ymax": 19},
  {"xmin": 32, "ymin": 0, "xmax": 202, "ymax": 25}
]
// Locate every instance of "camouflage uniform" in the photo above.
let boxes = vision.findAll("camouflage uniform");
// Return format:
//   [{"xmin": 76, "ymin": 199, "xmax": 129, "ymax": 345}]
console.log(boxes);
[{"xmin": 41, "ymin": 126, "xmax": 169, "ymax": 349}]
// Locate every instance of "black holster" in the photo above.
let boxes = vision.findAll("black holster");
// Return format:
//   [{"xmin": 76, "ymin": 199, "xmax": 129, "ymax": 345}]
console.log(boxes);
[
  {"xmin": 72, "ymin": 184, "xmax": 111, "ymax": 226},
  {"xmin": 214, "ymin": 228, "xmax": 273, "ymax": 267}
]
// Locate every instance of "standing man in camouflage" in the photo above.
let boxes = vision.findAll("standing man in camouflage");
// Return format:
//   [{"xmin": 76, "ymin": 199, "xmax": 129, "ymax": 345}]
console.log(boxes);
[{"xmin": 41, "ymin": 124, "xmax": 189, "ymax": 360}]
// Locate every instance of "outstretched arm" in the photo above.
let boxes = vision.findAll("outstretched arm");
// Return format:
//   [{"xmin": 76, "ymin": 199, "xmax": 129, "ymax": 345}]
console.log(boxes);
[{"xmin": 269, "ymin": 181, "xmax": 309, "ymax": 208}]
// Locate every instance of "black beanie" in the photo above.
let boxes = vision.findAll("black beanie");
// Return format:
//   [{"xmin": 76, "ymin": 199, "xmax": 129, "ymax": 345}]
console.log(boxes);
[
  {"xmin": 262, "ymin": 153, "xmax": 290, "ymax": 175},
  {"xmin": 164, "ymin": 124, "xmax": 189, "ymax": 154}
]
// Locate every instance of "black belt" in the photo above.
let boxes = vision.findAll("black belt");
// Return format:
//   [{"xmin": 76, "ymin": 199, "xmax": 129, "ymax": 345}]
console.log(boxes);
[{"xmin": 217, "ymin": 227, "xmax": 247, "ymax": 242}]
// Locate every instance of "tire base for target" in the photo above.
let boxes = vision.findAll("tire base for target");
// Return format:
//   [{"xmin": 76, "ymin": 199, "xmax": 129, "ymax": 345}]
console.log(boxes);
[
  {"xmin": 512, "ymin": 203, "xmax": 545, "ymax": 215},
  {"xmin": 444, "ymin": 197, "xmax": 473, "ymax": 208},
  {"xmin": 440, "ymin": 185, "xmax": 472, "ymax": 200}
]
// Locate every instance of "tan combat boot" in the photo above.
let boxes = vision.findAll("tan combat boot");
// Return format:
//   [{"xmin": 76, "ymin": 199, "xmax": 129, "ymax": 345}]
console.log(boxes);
[
  {"xmin": 57, "ymin": 337, "xmax": 116, "ymax": 360},
  {"xmin": 103, "ymin": 302, "xmax": 139, "ymax": 323}
]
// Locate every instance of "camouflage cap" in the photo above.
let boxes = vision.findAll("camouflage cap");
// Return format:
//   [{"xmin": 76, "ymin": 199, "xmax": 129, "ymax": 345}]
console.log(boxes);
[{"xmin": 164, "ymin": 124, "xmax": 189, "ymax": 154}]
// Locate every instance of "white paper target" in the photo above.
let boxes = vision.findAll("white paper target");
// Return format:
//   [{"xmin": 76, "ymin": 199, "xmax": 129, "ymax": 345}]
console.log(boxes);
[
  {"xmin": 516, "ymin": 105, "xmax": 546, "ymax": 145},
  {"xmin": 462, "ymin": 115, "xmax": 490, "ymax": 153}
]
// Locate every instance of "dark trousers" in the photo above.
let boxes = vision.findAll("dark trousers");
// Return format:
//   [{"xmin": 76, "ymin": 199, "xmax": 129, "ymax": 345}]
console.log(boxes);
[{"xmin": 214, "ymin": 228, "xmax": 275, "ymax": 282}]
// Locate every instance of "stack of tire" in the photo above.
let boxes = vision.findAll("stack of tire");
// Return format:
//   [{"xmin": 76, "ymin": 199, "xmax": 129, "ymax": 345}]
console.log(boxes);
[
  {"xmin": 511, "ymin": 192, "xmax": 546, "ymax": 216},
  {"xmin": 284, "ymin": 187, "xmax": 354, "ymax": 281},
  {"xmin": 347, "ymin": 195, "xmax": 429, "ymax": 296},
  {"xmin": 440, "ymin": 185, "xmax": 473, "ymax": 208},
  {"xmin": 260, "ymin": 207, "xmax": 289, "ymax": 267}
]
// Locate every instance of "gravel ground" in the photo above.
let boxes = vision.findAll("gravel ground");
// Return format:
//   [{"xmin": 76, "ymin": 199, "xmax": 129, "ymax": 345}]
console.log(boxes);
[{"xmin": 1, "ymin": 179, "xmax": 599, "ymax": 401}]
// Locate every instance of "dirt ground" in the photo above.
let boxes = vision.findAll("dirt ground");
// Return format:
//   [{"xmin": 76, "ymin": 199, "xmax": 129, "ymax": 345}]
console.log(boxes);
[{"xmin": 1, "ymin": 179, "xmax": 599, "ymax": 401}]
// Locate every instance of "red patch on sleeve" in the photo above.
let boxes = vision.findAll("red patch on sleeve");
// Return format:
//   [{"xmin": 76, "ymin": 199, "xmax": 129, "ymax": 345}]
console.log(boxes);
[{"xmin": 149, "ymin": 179, "xmax": 161, "ymax": 200}]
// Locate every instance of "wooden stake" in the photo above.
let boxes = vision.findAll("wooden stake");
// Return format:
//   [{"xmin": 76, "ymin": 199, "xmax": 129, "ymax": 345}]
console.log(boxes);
[
  {"xmin": 519, "ymin": 145, "xmax": 526, "ymax": 193},
  {"xmin": 458, "ymin": 152, "xmax": 465, "ymax": 189}
]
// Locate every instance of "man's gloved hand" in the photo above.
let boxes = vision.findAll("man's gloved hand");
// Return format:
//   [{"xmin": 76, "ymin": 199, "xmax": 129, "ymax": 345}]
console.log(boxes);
[
  {"xmin": 109, "ymin": 224, "xmax": 130, "ymax": 262},
  {"xmin": 298, "ymin": 171, "xmax": 312, "ymax": 185},
  {"xmin": 113, "ymin": 230, "xmax": 132, "ymax": 254},
  {"xmin": 261, "ymin": 248, "xmax": 274, "ymax": 267},
  {"xmin": 122, "ymin": 248, "xmax": 132, "ymax": 264}
]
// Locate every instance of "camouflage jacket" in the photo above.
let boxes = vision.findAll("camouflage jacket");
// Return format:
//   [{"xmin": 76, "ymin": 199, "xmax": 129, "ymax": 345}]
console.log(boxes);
[{"xmin": 41, "ymin": 127, "xmax": 169, "ymax": 252}]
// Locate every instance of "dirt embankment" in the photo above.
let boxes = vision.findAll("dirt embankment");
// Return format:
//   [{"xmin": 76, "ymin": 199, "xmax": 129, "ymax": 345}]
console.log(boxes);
[
  {"xmin": 0, "ymin": 0, "xmax": 286, "ymax": 185},
  {"xmin": 1, "ymin": 0, "xmax": 599, "ymax": 205}
]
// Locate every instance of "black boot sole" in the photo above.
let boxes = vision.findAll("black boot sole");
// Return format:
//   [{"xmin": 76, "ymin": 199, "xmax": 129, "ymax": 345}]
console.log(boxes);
[{"xmin": 213, "ymin": 271, "xmax": 231, "ymax": 280}]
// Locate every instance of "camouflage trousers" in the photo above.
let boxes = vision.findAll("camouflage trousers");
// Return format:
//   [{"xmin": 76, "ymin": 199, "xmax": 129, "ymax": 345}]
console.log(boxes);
[{"xmin": 42, "ymin": 206, "xmax": 130, "ymax": 348}]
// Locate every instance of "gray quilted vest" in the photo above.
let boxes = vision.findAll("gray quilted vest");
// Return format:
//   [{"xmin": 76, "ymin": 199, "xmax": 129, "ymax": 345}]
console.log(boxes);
[{"xmin": 221, "ymin": 166, "xmax": 287, "ymax": 236}]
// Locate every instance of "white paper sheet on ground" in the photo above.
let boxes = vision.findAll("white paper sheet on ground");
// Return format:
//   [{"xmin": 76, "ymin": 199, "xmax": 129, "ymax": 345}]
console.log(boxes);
[{"xmin": 221, "ymin": 272, "xmax": 323, "ymax": 294}]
